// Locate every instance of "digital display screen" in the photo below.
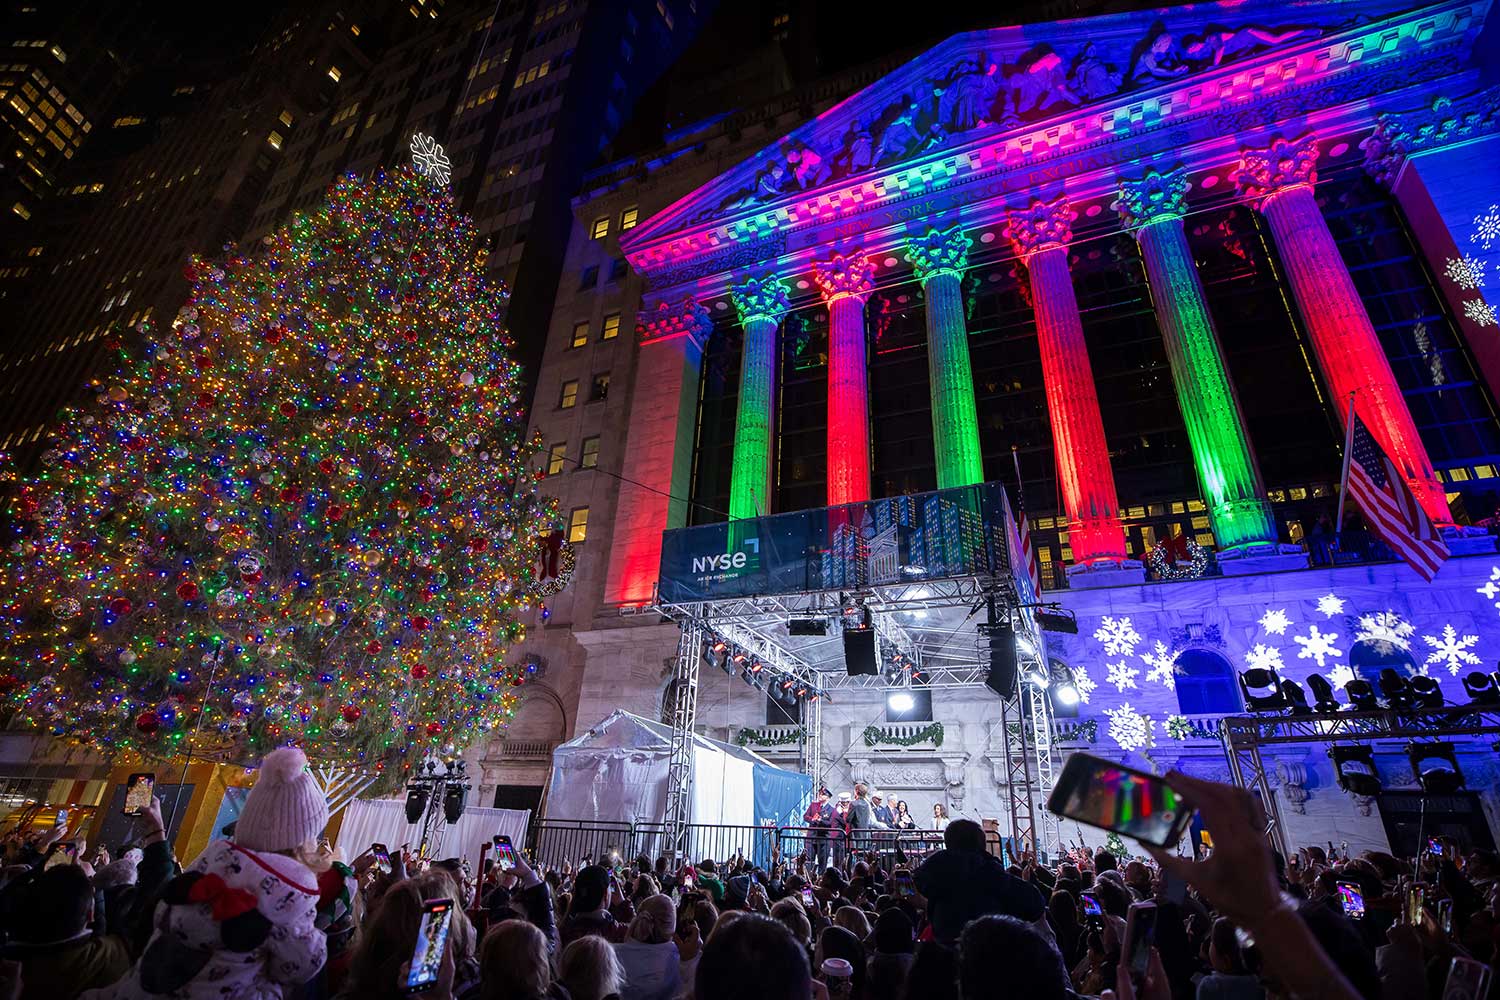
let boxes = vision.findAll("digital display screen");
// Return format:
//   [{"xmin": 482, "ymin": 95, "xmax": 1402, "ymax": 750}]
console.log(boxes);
[{"xmin": 406, "ymin": 899, "xmax": 453, "ymax": 992}]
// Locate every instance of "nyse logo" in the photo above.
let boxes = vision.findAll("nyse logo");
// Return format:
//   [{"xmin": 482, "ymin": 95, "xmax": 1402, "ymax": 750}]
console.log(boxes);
[{"xmin": 692, "ymin": 551, "xmax": 747, "ymax": 573}]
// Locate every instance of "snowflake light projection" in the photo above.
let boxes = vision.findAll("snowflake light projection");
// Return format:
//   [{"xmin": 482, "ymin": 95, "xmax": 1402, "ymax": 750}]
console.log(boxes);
[
  {"xmin": 1245, "ymin": 643, "xmax": 1285, "ymax": 673},
  {"xmin": 1258, "ymin": 608, "xmax": 1291, "ymax": 635},
  {"xmin": 1294, "ymin": 624, "xmax": 1343, "ymax": 668},
  {"xmin": 1093, "ymin": 616, "xmax": 1142, "ymax": 657},
  {"xmin": 409, "ymin": 132, "xmax": 452, "ymax": 184},
  {"xmin": 1105, "ymin": 703, "xmax": 1155, "ymax": 752},
  {"xmin": 1445, "ymin": 255, "xmax": 1487, "ymax": 290},
  {"xmin": 1317, "ymin": 594, "xmax": 1346, "ymax": 617},
  {"xmin": 1355, "ymin": 611, "xmax": 1415, "ymax": 650},
  {"xmin": 1477, "ymin": 567, "xmax": 1500, "ymax": 609},
  {"xmin": 1072, "ymin": 664, "xmax": 1098, "ymax": 704},
  {"xmin": 1464, "ymin": 299, "xmax": 1497, "ymax": 327},
  {"xmin": 1106, "ymin": 660, "xmax": 1140, "ymax": 691},
  {"xmin": 1422, "ymin": 624, "xmax": 1481, "ymax": 676},
  {"xmin": 1141, "ymin": 641, "xmax": 1178, "ymax": 689},
  {"xmin": 1326, "ymin": 664, "xmax": 1356, "ymax": 690},
  {"xmin": 1474, "ymin": 204, "xmax": 1500, "ymax": 251}
]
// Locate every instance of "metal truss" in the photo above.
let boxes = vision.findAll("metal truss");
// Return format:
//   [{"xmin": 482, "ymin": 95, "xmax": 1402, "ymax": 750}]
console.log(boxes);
[
  {"xmin": 655, "ymin": 575, "xmax": 1009, "ymax": 628},
  {"xmin": 1000, "ymin": 694, "xmax": 1037, "ymax": 856},
  {"xmin": 662, "ymin": 612, "xmax": 704, "ymax": 857},
  {"xmin": 1027, "ymin": 686, "xmax": 1060, "ymax": 852},
  {"xmin": 1221, "ymin": 706, "xmax": 1500, "ymax": 858}
]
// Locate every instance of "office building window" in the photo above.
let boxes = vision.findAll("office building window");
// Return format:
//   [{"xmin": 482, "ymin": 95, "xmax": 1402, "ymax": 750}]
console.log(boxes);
[
  {"xmin": 620, "ymin": 205, "xmax": 638, "ymax": 230},
  {"xmin": 601, "ymin": 313, "xmax": 620, "ymax": 340},
  {"xmin": 570, "ymin": 321, "xmax": 589, "ymax": 348},
  {"xmin": 608, "ymin": 257, "xmax": 628, "ymax": 282},
  {"xmin": 567, "ymin": 507, "xmax": 589, "ymax": 543},
  {"xmin": 327, "ymin": 66, "xmax": 342, "ymax": 82},
  {"xmin": 580, "ymin": 436, "xmax": 599, "ymax": 469},
  {"xmin": 589, "ymin": 372, "xmax": 610, "ymax": 402},
  {"xmin": 590, "ymin": 216, "xmax": 609, "ymax": 240},
  {"xmin": 546, "ymin": 442, "xmax": 567, "ymax": 475},
  {"xmin": 559, "ymin": 379, "xmax": 579, "ymax": 409},
  {"xmin": 266, "ymin": 131, "xmax": 283, "ymax": 150},
  {"xmin": 579, "ymin": 265, "xmax": 599, "ymax": 290}
]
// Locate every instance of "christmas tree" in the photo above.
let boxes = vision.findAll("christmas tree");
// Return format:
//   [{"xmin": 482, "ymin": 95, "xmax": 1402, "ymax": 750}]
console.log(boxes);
[{"xmin": 0, "ymin": 166, "xmax": 562, "ymax": 782}]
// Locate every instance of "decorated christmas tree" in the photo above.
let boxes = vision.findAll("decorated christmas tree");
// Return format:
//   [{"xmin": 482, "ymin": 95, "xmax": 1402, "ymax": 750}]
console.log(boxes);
[{"xmin": 0, "ymin": 166, "xmax": 563, "ymax": 784}]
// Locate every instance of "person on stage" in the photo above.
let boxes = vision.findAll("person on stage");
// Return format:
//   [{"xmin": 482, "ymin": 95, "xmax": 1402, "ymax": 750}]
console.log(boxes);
[
  {"xmin": 932, "ymin": 802, "xmax": 950, "ymax": 831},
  {"xmin": 802, "ymin": 788, "xmax": 834, "ymax": 870}
]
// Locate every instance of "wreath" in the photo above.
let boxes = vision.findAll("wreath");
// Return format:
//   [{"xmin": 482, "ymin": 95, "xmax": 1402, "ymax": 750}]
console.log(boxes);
[
  {"xmin": 1146, "ymin": 534, "xmax": 1209, "ymax": 581},
  {"xmin": 532, "ymin": 529, "xmax": 576, "ymax": 597}
]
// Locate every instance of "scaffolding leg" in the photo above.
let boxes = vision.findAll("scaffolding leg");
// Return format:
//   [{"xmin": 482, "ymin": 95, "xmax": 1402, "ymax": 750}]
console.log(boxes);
[
  {"xmin": 1001, "ymin": 694, "xmax": 1037, "ymax": 856},
  {"xmin": 1027, "ymin": 685, "xmax": 1059, "ymax": 858},
  {"xmin": 1223, "ymin": 726, "xmax": 1289, "ymax": 859},
  {"xmin": 803, "ymin": 693, "xmax": 823, "ymax": 790},
  {"xmin": 664, "ymin": 612, "xmax": 703, "ymax": 860}
]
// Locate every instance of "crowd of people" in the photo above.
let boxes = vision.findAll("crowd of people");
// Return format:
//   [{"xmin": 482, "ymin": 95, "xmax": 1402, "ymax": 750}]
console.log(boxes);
[{"xmin": 0, "ymin": 749, "xmax": 1492, "ymax": 999}]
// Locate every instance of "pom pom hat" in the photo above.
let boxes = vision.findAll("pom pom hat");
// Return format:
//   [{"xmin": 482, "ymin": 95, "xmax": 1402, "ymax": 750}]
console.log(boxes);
[{"xmin": 234, "ymin": 747, "xmax": 328, "ymax": 853}]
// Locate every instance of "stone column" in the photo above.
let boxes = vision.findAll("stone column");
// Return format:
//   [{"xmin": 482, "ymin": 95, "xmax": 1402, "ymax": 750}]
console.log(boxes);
[
  {"xmin": 905, "ymin": 225, "xmax": 985, "ymax": 488},
  {"xmin": 1117, "ymin": 167, "xmax": 1278, "ymax": 552},
  {"xmin": 1236, "ymin": 133, "xmax": 1451, "ymax": 525},
  {"xmin": 727, "ymin": 275, "xmax": 791, "ymax": 521},
  {"xmin": 812, "ymin": 253, "xmax": 877, "ymax": 506},
  {"xmin": 1005, "ymin": 196, "xmax": 1127, "ymax": 566},
  {"xmin": 601, "ymin": 298, "xmax": 713, "ymax": 605}
]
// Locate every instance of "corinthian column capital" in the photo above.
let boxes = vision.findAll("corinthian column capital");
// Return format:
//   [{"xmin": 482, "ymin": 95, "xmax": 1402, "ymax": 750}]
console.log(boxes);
[
  {"xmin": 729, "ymin": 274, "xmax": 791, "ymax": 326},
  {"xmin": 1234, "ymin": 133, "xmax": 1319, "ymax": 205},
  {"xmin": 1004, "ymin": 196, "xmax": 1075, "ymax": 258},
  {"xmin": 904, "ymin": 225, "xmax": 972, "ymax": 283},
  {"xmin": 1116, "ymin": 166, "xmax": 1191, "ymax": 229},
  {"xmin": 636, "ymin": 297, "xmax": 714, "ymax": 346},
  {"xmin": 812, "ymin": 252, "xmax": 877, "ymax": 304}
]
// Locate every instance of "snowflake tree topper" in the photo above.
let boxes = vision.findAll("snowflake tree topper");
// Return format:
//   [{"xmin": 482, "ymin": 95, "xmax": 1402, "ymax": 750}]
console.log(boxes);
[{"xmin": 410, "ymin": 132, "xmax": 452, "ymax": 184}]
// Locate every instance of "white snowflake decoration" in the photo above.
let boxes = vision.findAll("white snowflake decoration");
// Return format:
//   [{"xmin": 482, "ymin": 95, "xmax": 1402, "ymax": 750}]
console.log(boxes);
[
  {"xmin": 1294, "ymin": 624, "xmax": 1343, "ymax": 668},
  {"xmin": 1245, "ymin": 643, "xmax": 1285, "ymax": 673},
  {"xmin": 1326, "ymin": 663, "xmax": 1356, "ymax": 690},
  {"xmin": 1444, "ymin": 255, "xmax": 1487, "ymax": 290},
  {"xmin": 1072, "ymin": 664, "xmax": 1097, "ymax": 704},
  {"xmin": 1355, "ymin": 611, "xmax": 1415, "ymax": 651},
  {"xmin": 1141, "ymin": 641, "xmax": 1178, "ymax": 690},
  {"xmin": 1474, "ymin": 203, "xmax": 1500, "ymax": 251},
  {"xmin": 1316, "ymin": 593, "xmax": 1346, "ymax": 618},
  {"xmin": 1105, "ymin": 703, "xmax": 1156, "ymax": 753},
  {"xmin": 409, "ymin": 132, "xmax": 452, "ymax": 184},
  {"xmin": 1093, "ymin": 616, "xmax": 1143, "ymax": 657},
  {"xmin": 1258, "ymin": 608, "xmax": 1292, "ymax": 636},
  {"xmin": 1463, "ymin": 299, "xmax": 1497, "ymax": 328},
  {"xmin": 1422, "ymin": 624, "xmax": 1481, "ymax": 676},
  {"xmin": 1106, "ymin": 660, "xmax": 1140, "ymax": 692},
  {"xmin": 1477, "ymin": 567, "xmax": 1500, "ymax": 608}
]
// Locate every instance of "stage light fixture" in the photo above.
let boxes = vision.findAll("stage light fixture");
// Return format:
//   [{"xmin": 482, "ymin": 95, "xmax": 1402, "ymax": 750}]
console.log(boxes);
[
  {"xmin": 1345, "ymin": 679, "xmax": 1379, "ymax": 711},
  {"xmin": 1036, "ymin": 610, "xmax": 1079, "ymax": 634},
  {"xmin": 443, "ymin": 781, "xmax": 467, "ymax": 824},
  {"xmin": 1408, "ymin": 675, "xmax": 1444, "ymax": 709},
  {"xmin": 1462, "ymin": 671, "xmax": 1499, "ymax": 704},
  {"xmin": 1281, "ymin": 678, "xmax": 1310, "ymax": 714},
  {"xmin": 1330, "ymin": 745, "xmax": 1381, "ymax": 796},
  {"xmin": 1238, "ymin": 668, "xmax": 1285, "ymax": 711},
  {"xmin": 1307, "ymin": 673, "xmax": 1341, "ymax": 713},
  {"xmin": 886, "ymin": 691, "xmax": 915, "ymax": 714},
  {"xmin": 1379, "ymin": 668, "xmax": 1413, "ymax": 709},
  {"xmin": 788, "ymin": 618, "xmax": 829, "ymax": 636},
  {"xmin": 1408, "ymin": 742, "xmax": 1464, "ymax": 794},
  {"xmin": 404, "ymin": 785, "xmax": 429, "ymax": 823}
]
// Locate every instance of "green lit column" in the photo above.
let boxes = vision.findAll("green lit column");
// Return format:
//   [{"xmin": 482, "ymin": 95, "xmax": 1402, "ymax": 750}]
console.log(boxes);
[
  {"xmin": 1117, "ymin": 167, "xmax": 1277, "ymax": 550},
  {"xmin": 727, "ymin": 274, "xmax": 791, "ymax": 521},
  {"xmin": 905, "ymin": 225, "xmax": 984, "ymax": 488}
]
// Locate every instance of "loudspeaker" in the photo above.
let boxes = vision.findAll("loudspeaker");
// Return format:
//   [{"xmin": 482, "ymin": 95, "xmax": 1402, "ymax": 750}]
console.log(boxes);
[
  {"xmin": 985, "ymin": 625, "xmax": 1017, "ymax": 699},
  {"xmin": 842, "ymin": 626, "xmax": 878, "ymax": 676}
]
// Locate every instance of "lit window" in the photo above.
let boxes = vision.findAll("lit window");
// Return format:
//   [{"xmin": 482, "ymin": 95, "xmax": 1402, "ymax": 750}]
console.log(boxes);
[
  {"xmin": 620, "ymin": 205, "xmax": 638, "ymax": 230},
  {"xmin": 580, "ymin": 436, "xmax": 599, "ymax": 469},
  {"xmin": 601, "ymin": 313, "xmax": 620, "ymax": 340},
  {"xmin": 567, "ymin": 507, "xmax": 589, "ymax": 543},
  {"xmin": 570, "ymin": 321, "xmax": 589, "ymax": 348},
  {"xmin": 278, "ymin": 109, "xmax": 294, "ymax": 127},
  {"xmin": 25, "ymin": 246, "xmax": 41, "ymax": 256},
  {"xmin": 546, "ymin": 442, "xmax": 567, "ymax": 475},
  {"xmin": 559, "ymin": 379, "xmax": 578, "ymax": 409},
  {"xmin": 590, "ymin": 216, "xmax": 609, "ymax": 240},
  {"xmin": 267, "ymin": 131, "xmax": 283, "ymax": 150},
  {"xmin": 589, "ymin": 372, "xmax": 610, "ymax": 402},
  {"xmin": 10, "ymin": 202, "xmax": 29, "ymax": 220},
  {"xmin": 49, "ymin": 45, "xmax": 65, "ymax": 62},
  {"xmin": 327, "ymin": 66, "xmax": 341, "ymax": 82},
  {"xmin": 350, "ymin": 23, "xmax": 361, "ymax": 35}
]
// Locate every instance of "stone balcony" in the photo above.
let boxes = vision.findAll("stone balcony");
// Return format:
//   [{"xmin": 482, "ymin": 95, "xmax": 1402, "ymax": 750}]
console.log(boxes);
[{"xmin": 1053, "ymin": 713, "xmax": 1228, "ymax": 751}]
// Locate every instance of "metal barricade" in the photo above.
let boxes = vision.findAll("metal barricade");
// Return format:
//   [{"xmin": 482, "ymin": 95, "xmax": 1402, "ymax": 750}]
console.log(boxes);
[
  {"xmin": 528, "ymin": 819, "xmax": 633, "ymax": 871},
  {"xmin": 679, "ymin": 823, "xmax": 780, "ymax": 871}
]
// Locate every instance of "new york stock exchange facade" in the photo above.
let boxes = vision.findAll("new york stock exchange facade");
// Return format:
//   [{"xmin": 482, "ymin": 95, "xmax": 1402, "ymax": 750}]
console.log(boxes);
[{"xmin": 494, "ymin": 0, "xmax": 1500, "ymax": 856}]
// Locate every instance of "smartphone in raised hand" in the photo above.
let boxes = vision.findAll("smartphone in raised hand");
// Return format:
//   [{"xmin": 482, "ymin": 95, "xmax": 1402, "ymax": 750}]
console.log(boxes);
[
  {"xmin": 1081, "ymin": 891, "xmax": 1104, "ymax": 927},
  {"xmin": 1124, "ymin": 901, "xmax": 1159, "ymax": 987},
  {"xmin": 124, "ymin": 773, "xmax": 155, "ymax": 816},
  {"xmin": 371, "ymin": 843, "xmax": 392, "ymax": 875},
  {"xmin": 801, "ymin": 886, "xmax": 818, "ymax": 911},
  {"xmin": 492, "ymin": 835, "xmax": 517, "ymax": 872},
  {"xmin": 404, "ymin": 898, "xmax": 454, "ymax": 994},
  {"xmin": 43, "ymin": 842, "xmax": 77, "ymax": 870},
  {"xmin": 1047, "ymin": 752, "xmax": 1193, "ymax": 849},
  {"xmin": 1336, "ymin": 880, "xmax": 1365, "ymax": 919}
]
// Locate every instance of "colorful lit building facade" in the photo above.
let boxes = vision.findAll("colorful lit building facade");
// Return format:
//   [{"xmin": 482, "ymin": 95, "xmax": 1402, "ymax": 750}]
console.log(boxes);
[{"xmin": 507, "ymin": 0, "xmax": 1500, "ymax": 853}]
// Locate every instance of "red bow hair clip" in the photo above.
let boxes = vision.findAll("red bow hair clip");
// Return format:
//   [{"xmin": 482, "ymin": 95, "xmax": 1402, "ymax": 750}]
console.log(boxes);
[{"xmin": 187, "ymin": 873, "xmax": 259, "ymax": 921}]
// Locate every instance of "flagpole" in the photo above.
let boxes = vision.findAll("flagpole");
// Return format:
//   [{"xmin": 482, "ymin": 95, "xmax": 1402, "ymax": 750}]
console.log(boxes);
[
  {"xmin": 1335, "ymin": 392, "xmax": 1357, "ymax": 534},
  {"xmin": 1010, "ymin": 446, "xmax": 1025, "ymax": 509}
]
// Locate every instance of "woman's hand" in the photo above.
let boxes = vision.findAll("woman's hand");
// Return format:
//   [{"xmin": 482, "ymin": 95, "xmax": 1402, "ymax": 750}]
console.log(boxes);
[{"xmin": 675, "ymin": 919, "xmax": 702, "ymax": 961}]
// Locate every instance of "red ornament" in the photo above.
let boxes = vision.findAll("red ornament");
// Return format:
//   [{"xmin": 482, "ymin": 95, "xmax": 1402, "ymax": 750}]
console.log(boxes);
[
  {"xmin": 412, "ymin": 410, "xmax": 429, "ymax": 427},
  {"xmin": 341, "ymin": 704, "xmax": 364, "ymax": 723},
  {"xmin": 469, "ymin": 536, "xmax": 489, "ymax": 552},
  {"xmin": 0, "ymin": 674, "xmax": 19, "ymax": 693},
  {"xmin": 176, "ymin": 581, "xmax": 200, "ymax": 601},
  {"xmin": 135, "ymin": 711, "xmax": 160, "ymax": 735},
  {"xmin": 109, "ymin": 597, "xmax": 132, "ymax": 616},
  {"xmin": 278, "ymin": 401, "xmax": 298, "ymax": 418},
  {"xmin": 280, "ymin": 487, "xmax": 302, "ymax": 505},
  {"xmin": 317, "ymin": 458, "xmax": 335, "ymax": 476},
  {"xmin": 411, "ymin": 663, "xmax": 429, "ymax": 679},
  {"xmin": 125, "ymin": 436, "xmax": 147, "ymax": 452},
  {"xmin": 241, "ymin": 570, "xmax": 262, "ymax": 585},
  {"xmin": 326, "ymin": 503, "xmax": 346, "ymax": 520},
  {"xmin": 366, "ymin": 640, "xmax": 382, "ymax": 655},
  {"xmin": 71, "ymin": 541, "xmax": 93, "ymax": 557},
  {"xmin": 426, "ymin": 721, "xmax": 442, "ymax": 736},
  {"xmin": 411, "ymin": 616, "xmax": 430, "ymax": 632},
  {"xmin": 511, "ymin": 674, "xmax": 526, "ymax": 687},
  {"xmin": 196, "ymin": 392, "xmax": 214, "ymax": 410},
  {"xmin": 403, "ymin": 329, "xmax": 418, "ymax": 344},
  {"xmin": 264, "ymin": 325, "xmax": 284, "ymax": 344}
]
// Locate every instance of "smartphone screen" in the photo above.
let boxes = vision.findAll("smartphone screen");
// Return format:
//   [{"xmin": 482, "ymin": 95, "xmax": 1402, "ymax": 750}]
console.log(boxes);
[
  {"xmin": 404, "ymin": 898, "xmax": 454, "ymax": 993},
  {"xmin": 1081, "ymin": 892, "xmax": 1104, "ymax": 921},
  {"xmin": 1428, "ymin": 838, "xmax": 1445, "ymax": 857},
  {"xmin": 44, "ymin": 843, "xmax": 77, "ymax": 870},
  {"xmin": 801, "ymin": 886, "xmax": 817, "ymax": 910},
  {"xmin": 124, "ymin": 773, "xmax": 155, "ymax": 816},
  {"xmin": 1125, "ymin": 902, "xmax": 1158, "ymax": 983},
  {"xmin": 1337, "ymin": 880, "xmax": 1365, "ymax": 919},
  {"xmin": 1405, "ymin": 885, "xmax": 1426, "ymax": 927},
  {"xmin": 54, "ymin": 809, "xmax": 68, "ymax": 828},
  {"xmin": 372, "ymin": 843, "xmax": 392, "ymax": 875},
  {"xmin": 493, "ymin": 835, "xmax": 517, "ymax": 872},
  {"xmin": 891, "ymin": 874, "xmax": 914, "ymax": 899},
  {"xmin": 1047, "ymin": 752, "xmax": 1192, "ymax": 849}
]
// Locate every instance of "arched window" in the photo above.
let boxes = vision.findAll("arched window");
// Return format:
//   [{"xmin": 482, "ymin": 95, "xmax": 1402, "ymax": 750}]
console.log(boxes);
[
  {"xmin": 1349, "ymin": 640, "xmax": 1419, "ymax": 686},
  {"xmin": 1174, "ymin": 649, "xmax": 1242, "ymax": 715}
]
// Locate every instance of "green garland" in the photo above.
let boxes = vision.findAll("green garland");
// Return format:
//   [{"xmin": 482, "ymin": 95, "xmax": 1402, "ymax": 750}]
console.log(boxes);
[
  {"xmin": 1056, "ymin": 719, "xmax": 1098, "ymax": 744},
  {"xmin": 1164, "ymin": 715, "xmax": 1217, "ymax": 741},
  {"xmin": 735, "ymin": 726, "xmax": 805, "ymax": 748},
  {"xmin": 863, "ymin": 722, "xmax": 944, "ymax": 747}
]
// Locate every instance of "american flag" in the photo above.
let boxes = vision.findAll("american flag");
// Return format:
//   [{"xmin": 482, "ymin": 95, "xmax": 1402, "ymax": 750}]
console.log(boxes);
[
  {"xmin": 1016, "ymin": 506, "xmax": 1041, "ymax": 595},
  {"xmin": 1343, "ymin": 412, "xmax": 1448, "ymax": 581}
]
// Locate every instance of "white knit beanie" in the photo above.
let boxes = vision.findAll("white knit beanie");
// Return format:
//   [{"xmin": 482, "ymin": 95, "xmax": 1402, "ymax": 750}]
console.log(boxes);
[{"xmin": 234, "ymin": 746, "xmax": 328, "ymax": 853}]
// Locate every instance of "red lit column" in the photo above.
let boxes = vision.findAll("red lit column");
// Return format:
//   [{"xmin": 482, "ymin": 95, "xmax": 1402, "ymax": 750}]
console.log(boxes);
[
  {"xmin": 1005, "ymin": 197, "xmax": 1127, "ymax": 565},
  {"xmin": 1236, "ymin": 134, "xmax": 1451, "ymax": 524},
  {"xmin": 812, "ymin": 253, "xmax": 877, "ymax": 506}
]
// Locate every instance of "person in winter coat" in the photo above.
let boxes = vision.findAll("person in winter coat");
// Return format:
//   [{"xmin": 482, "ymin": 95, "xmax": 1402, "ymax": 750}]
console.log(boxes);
[
  {"xmin": 4, "ymin": 864, "xmax": 131, "ymax": 999},
  {"xmin": 612, "ymin": 895, "xmax": 679, "ymax": 1000},
  {"xmin": 912, "ymin": 819, "xmax": 1045, "ymax": 946},
  {"xmin": 90, "ymin": 745, "xmax": 330, "ymax": 999}
]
